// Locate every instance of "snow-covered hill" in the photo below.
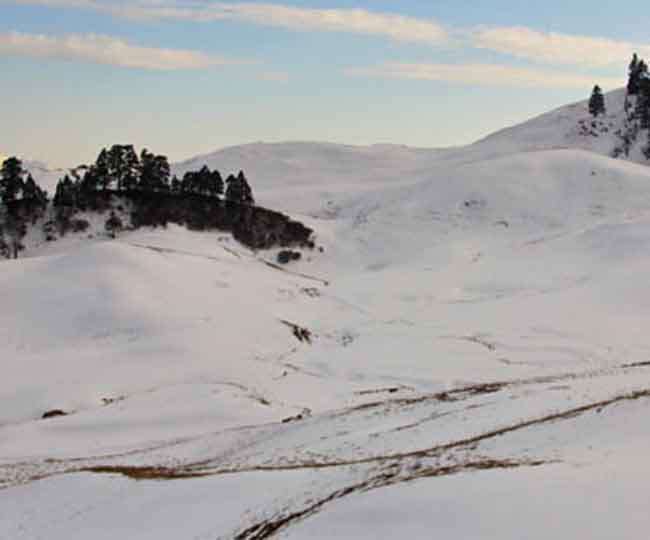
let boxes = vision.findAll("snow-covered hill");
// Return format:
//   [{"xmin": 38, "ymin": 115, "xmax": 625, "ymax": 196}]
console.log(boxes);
[
  {"xmin": 470, "ymin": 88, "xmax": 630, "ymax": 155},
  {"xmin": 172, "ymin": 141, "xmax": 447, "ymax": 216},
  {"xmin": 22, "ymin": 87, "xmax": 648, "ymax": 216},
  {"xmin": 4, "ymin": 90, "xmax": 650, "ymax": 539},
  {"xmin": 169, "ymin": 88, "xmax": 647, "ymax": 217}
]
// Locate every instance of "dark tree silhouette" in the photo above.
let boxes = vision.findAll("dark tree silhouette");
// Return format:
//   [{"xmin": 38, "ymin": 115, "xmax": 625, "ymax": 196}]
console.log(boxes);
[
  {"xmin": 22, "ymin": 174, "xmax": 47, "ymax": 206},
  {"xmin": 108, "ymin": 145, "xmax": 139, "ymax": 191},
  {"xmin": 53, "ymin": 175, "xmax": 76, "ymax": 207},
  {"xmin": 226, "ymin": 171, "xmax": 254, "ymax": 205},
  {"xmin": 139, "ymin": 149, "xmax": 170, "ymax": 192},
  {"xmin": 629, "ymin": 53, "xmax": 640, "ymax": 95},
  {"xmin": 94, "ymin": 148, "xmax": 111, "ymax": 191},
  {"xmin": 589, "ymin": 85, "xmax": 606, "ymax": 117},
  {"xmin": 0, "ymin": 157, "xmax": 26, "ymax": 204}
]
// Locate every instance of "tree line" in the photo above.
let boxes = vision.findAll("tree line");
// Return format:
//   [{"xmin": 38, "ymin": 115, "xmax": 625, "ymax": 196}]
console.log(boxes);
[
  {"xmin": 0, "ymin": 157, "xmax": 48, "ymax": 206},
  {"xmin": 0, "ymin": 145, "xmax": 255, "ymax": 208},
  {"xmin": 54, "ymin": 145, "xmax": 255, "ymax": 208}
]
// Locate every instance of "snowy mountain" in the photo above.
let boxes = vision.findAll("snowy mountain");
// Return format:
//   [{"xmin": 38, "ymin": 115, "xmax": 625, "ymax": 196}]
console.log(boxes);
[{"xmin": 3, "ymin": 90, "xmax": 650, "ymax": 539}]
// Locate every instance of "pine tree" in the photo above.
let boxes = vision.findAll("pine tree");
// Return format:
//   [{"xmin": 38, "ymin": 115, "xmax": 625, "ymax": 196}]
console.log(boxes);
[
  {"xmin": 589, "ymin": 85, "xmax": 606, "ymax": 117},
  {"xmin": 53, "ymin": 175, "xmax": 76, "ymax": 207},
  {"xmin": 181, "ymin": 166, "xmax": 224, "ymax": 197},
  {"xmin": 107, "ymin": 145, "xmax": 139, "ymax": 191},
  {"xmin": 170, "ymin": 175, "xmax": 181, "ymax": 193},
  {"xmin": 22, "ymin": 174, "xmax": 46, "ymax": 205},
  {"xmin": 629, "ymin": 54, "xmax": 640, "ymax": 94},
  {"xmin": 628, "ymin": 54, "xmax": 649, "ymax": 96},
  {"xmin": 238, "ymin": 171, "xmax": 254, "ymax": 205},
  {"xmin": 197, "ymin": 166, "xmax": 212, "ymax": 195},
  {"xmin": 637, "ymin": 76, "xmax": 650, "ymax": 129},
  {"xmin": 80, "ymin": 165, "xmax": 99, "ymax": 193},
  {"xmin": 140, "ymin": 150, "xmax": 171, "ymax": 192},
  {"xmin": 23, "ymin": 174, "xmax": 40, "ymax": 201},
  {"xmin": 226, "ymin": 171, "xmax": 254, "ymax": 205},
  {"xmin": 181, "ymin": 171, "xmax": 198, "ymax": 194},
  {"xmin": 0, "ymin": 157, "xmax": 26, "ymax": 204},
  {"xmin": 139, "ymin": 149, "xmax": 156, "ymax": 192},
  {"xmin": 94, "ymin": 149, "xmax": 111, "ymax": 191},
  {"xmin": 153, "ymin": 155, "xmax": 171, "ymax": 191},
  {"xmin": 209, "ymin": 169, "xmax": 224, "ymax": 197}
]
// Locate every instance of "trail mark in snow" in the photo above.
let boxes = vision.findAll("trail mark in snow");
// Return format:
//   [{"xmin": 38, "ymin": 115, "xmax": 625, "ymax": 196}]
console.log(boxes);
[
  {"xmin": 262, "ymin": 260, "xmax": 330, "ymax": 286},
  {"xmin": 462, "ymin": 334, "xmax": 497, "ymax": 351},
  {"xmin": 231, "ymin": 458, "xmax": 547, "ymax": 540},
  {"xmin": 124, "ymin": 242, "xmax": 242, "ymax": 261}
]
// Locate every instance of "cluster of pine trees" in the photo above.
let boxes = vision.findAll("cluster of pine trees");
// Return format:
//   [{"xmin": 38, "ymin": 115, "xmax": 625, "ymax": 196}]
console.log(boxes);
[
  {"xmin": 622, "ymin": 54, "xmax": 650, "ymax": 157},
  {"xmin": 1, "ymin": 146, "xmax": 256, "ymax": 211},
  {"xmin": 587, "ymin": 54, "xmax": 650, "ymax": 158},
  {"xmin": 0, "ymin": 157, "xmax": 48, "ymax": 258},
  {"xmin": 0, "ymin": 157, "xmax": 48, "ymax": 206},
  {"xmin": 587, "ymin": 54, "xmax": 650, "ymax": 120},
  {"xmin": 627, "ymin": 54, "xmax": 650, "ymax": 130},
  {"xmin": 53, "ymin": 145, "xmax": 255, "ymax": 209}
]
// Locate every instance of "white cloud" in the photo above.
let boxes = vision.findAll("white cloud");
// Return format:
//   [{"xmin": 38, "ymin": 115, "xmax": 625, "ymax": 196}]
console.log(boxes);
[
  {"xmin": 347, "ymin": 62, "xmax": 624, "ymax": 90},
  {"xmin": 220, "ymin": 4, "xmax": 449, "ymax": 45},
  {"xmin": 0, "ymin": 31, "xmax": 237, "ymax": 70},
  {"xmin": 472, "ymin": 26, "xmax": 650, "ymax": 68},
  {"xmin": 6, "ymin": 1, "xmax": 647, "ymax": 71},
  {"xmin": 5, "ymin": 1, "xmax": 449, "ymax": 46}
]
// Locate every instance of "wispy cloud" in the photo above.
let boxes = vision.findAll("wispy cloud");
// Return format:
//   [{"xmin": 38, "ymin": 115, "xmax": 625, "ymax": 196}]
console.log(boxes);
[
  {"xmin": 6, "ymin": 1, "xmax": 648, "ymax": 73},
  {"xmin": 0, "ymin": 31, "xmax": 238, "ymax": 70},
  {"xmin": 6, "ymin": 1, "xmax": 450, "ymax": 46},
  {"xmin": 471, "ymin": 27, "xmax": 650, "ymax": 68},
  {"xmin": 215, "ymin": 4, "xmax": 449, "ymax": 46},
  {"xmin": 347, "ymin": 63, "xmax": 624, "ymax": 90}
]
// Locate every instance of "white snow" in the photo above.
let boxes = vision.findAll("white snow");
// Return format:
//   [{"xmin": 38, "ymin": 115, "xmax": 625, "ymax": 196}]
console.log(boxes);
[{"xmin": 3, "ymin": 88, "xmax": 650, "ymax": 538}]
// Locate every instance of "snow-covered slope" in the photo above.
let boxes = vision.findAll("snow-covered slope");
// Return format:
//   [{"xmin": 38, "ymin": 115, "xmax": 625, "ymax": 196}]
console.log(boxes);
[
  {"xmin": 21, "ymin": 160, "xmax": 67, "ymax": 195},
  {"xmin": 166, "ymin": 87, "xmax": 647, "ymax": 219},
  {"xmin": 173, "ymin": 141, "xmax": 447, "ymax": 216},
  {"xmin": 25, "ymin": 87, "xmax": 647, "ymax": 216},
  {"xmin": 4, "ymin": 91, "xmax": 650, "ymax": 539},
  {"xmin": 470, "ymin": 88, "xmax": 630, "ymax": 155}
]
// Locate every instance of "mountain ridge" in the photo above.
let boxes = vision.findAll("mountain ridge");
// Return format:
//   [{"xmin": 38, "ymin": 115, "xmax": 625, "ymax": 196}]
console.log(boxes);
[{"xmin": 19, "ymin": 87, "xmax": 645, "ymax": 217}]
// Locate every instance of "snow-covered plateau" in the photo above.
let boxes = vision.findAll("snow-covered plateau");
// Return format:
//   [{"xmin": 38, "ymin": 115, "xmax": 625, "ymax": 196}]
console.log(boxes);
[{"xmin": 2, "ymin": 89, "xmax": 650, "ymax": 539}]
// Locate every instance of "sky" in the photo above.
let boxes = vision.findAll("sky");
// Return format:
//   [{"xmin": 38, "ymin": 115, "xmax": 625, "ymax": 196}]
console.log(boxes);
[{"xmin": 0, "ymin": 0, "xmax": 646, "ymax": 167}]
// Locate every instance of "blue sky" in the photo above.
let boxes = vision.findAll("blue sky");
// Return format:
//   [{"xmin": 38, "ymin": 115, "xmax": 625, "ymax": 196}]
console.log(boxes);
[{"xmin": 0, "ymin": 0, "xmax": 644, "ymax": 166}]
